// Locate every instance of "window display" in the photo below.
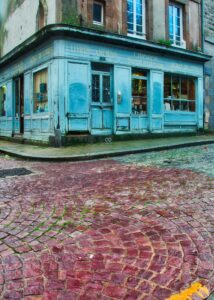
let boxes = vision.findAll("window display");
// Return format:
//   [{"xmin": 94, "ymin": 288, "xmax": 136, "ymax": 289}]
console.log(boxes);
[
  {"xmin": 132, "ymin": 69, "xmax": 147, "ymax": 114},
  {"xmin": 33, "ymin": 68, "xmax": 48, "ymax": 113},
  {"xmin": 164, "ymin": 74, "xmax": 196, "ymax": 112},
  {"xmin": 0, "ymin": 85, "xmax": 6, "ymax": 117}
]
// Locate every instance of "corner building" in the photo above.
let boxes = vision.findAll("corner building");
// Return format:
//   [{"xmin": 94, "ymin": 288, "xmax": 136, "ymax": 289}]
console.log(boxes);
[{"xmin": 0, "ymin": 0, "xmax": 211, "ymax": 144}]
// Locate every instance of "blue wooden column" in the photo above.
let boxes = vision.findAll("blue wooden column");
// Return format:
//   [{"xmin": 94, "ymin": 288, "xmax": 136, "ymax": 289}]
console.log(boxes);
[
  {"xmin": 114, "ymin": 65, "xmax": 131, "ymax": 133},
  {"xmin": 197, "ymin": 77, "xmax": 204, "ymax": 129},
  {"xmin": 149, "ymin": 70, "xmax": 164, "ymax": 132}
]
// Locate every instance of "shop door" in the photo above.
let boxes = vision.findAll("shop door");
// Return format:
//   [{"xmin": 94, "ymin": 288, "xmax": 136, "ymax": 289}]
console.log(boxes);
[
  {"xmin": 14, "ymin": 75, "xmax": 24, "ymax": 134},
  {"xmin": 91, "ymin": 64, "xmax": 113, "ymax": 134}
]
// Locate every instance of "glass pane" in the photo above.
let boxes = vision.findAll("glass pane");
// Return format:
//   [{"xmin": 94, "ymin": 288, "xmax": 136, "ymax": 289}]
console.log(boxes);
[
  {"xmin": 132, "ymin": 69, "xmax": 147, "ymax": 77},
  {"xmin": 188, "ymin": 78, "xmax": 195, "ymax": 100},
  {"xmin": 189, "ymin": 101, "xmax": 195, "ymax": 112},
  {"xmin": 0, "ymin": 85, "xmax": 6, "ymax": 117},
  {"xmin": 102, "ymin": 75, "xmax": 111, "ymax": 103},
  {"xmin": 128, "ymin": 11, "xmax": 134, "ymax": 24},
  {"xmin": 136, "ymin": 24, "xmax": 143, "ymax": 34},
  {"xmin": 92, "ymin": 74, "xmax": 100, "ymax": 102},
  {"xmin": 172, "ymin": 76, "xmax": 180, "ymax": 99},
  {"xmin": 136, "ymin": 13, "xmax": 143, "ymax": 26},
  {"xmin": 93, "ymin": 3, "xmax": 102, "ymax": 23},
  {"xmin": 132, "ymin": 76, "xmax": 147, "ymax": 114},
  {"xmin": 136, "ymin": 0, "xmax": 142, "ymax": 17},
  {"xmin": 127, "ymin": 0, "xmax": 134, "ymax": 13},
  {"xmin": 164, "ymin": 75, "xmax": 171, "ymax": 98},
  {"xmin": 181, "ymin": 78, "xmax": 188, "ymax": 99},
  {"xmin": 33, "ymin": 69, "xmax": 48, "ymax": 113}
]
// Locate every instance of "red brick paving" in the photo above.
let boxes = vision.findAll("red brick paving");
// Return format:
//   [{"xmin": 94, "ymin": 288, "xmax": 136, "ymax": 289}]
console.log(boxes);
[{"xmin": 0, "ymin": 157, "xmax": 213, "ymax": 299}]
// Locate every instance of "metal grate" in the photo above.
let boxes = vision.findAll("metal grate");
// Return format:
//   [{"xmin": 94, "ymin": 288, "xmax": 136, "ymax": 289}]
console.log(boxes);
[{"xmin": 0, "ymin": 168, "xmax": 32, "ymax": 178}]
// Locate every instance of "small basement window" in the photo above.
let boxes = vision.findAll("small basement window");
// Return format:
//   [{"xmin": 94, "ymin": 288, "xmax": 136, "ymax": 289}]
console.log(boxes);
[
  {"xmin": 132, "ymin": 69, "xmax": 147, "ymax": 115},
  {"xmin": 0, "ymin": 85, "xmax": 6, "ymax": 117},
  {"xmin": 93, "ymin": 1, "xmax": 104, "ymax": 25},
  {"xmin": 164, "ymin": 74, "xmax": 196, "ymax": 112},
  {"xmin": 33, "ymin": 68, "xmax": 48, "ymax": 113}
]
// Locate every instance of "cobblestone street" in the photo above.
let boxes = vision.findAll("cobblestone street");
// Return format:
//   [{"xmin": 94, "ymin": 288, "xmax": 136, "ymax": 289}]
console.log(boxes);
[{"xmin": 0, "ymin": 145, "xmax": 214, "ymax": 299}]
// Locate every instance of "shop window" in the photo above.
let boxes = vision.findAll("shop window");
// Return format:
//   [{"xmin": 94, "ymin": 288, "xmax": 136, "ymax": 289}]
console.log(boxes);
[
  {"xmin": 92, "ymin": 64, "xmax": 111, "ymax": 103},
  {"xmin": 132, "ymin": 69, "xmax": 147, "ymax": 115},
  {"xmin": 93, "ymin": 1, "xmax": 104, "ymax": 25},
  {"xmin": 127, "ymin": 0, "xmax": 146, "ymax": 38},
  {"xmin": 33, "ymin": 68, "xmax": 48, "ymax": 113},
  {"xmin": 164, "ymin": 74, "xmax": 196, "ymax": 112},
  {"xmin": 169, "ymin": 3, "xmax": 185, "ymax": 48},
  {"xmin": 0, "ymin": 85, "xmax": 6, "ymax": 117}
]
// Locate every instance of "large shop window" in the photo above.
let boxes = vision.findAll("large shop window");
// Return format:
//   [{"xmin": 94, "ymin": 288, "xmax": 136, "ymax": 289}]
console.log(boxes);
[
  {"xmin": 132, "ymin": 69, "xmax": 147, "ymax": 115},
  {"xmin": 164, "ymin": 74, "xmax": 196, "ymax": 112},
  {"xmin": 127, "ymin": 0, "xmax": 146, "ymax": 38},
  {"xmin": 33, "ymin": 68, "xmax": 48, "ymax": 113},
  {"xmin": 92, "ymin": 64, "xmax": 112, "ymax": 103},
  {"xmin": 169, "ymin": 3, "xmax": 185, "ymax": 47},
  {"xmin": 0, "ymin": 85, "xmax": 6, "ymax": 117}
]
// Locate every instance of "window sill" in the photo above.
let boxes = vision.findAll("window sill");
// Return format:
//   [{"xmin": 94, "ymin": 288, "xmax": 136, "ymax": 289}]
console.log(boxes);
[
  {"xmin": 93, "ymin": 21, "xmax": 104, "ymax": 26},
  {"xmin": 127, "ymin": 33, "xmax": 146, "ymax": 40},
  {"xmin": 171, "ymin": 40, "xmax": 186, "ymax": 49}
]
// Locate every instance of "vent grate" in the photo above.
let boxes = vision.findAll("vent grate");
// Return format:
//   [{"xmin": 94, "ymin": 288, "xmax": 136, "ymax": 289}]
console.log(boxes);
[{"xmin": 0, "ymin": 168, "xmax": 32, "ymax": 178}]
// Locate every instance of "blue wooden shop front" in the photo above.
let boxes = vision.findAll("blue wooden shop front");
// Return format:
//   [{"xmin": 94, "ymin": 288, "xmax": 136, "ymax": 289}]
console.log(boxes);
[{"xmin": 0, "ymin": 26, "xmax": 208, "ymax": 144}]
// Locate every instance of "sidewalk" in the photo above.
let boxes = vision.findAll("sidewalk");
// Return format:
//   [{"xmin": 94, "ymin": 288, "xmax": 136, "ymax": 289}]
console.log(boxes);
[{"xmin": 1, "ymin": 134, "xmax": 214, "ymax": 161}]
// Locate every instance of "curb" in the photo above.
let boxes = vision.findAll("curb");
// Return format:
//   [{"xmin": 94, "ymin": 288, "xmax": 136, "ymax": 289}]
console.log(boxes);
[{"xmin": 0, "ymin": 139, "xmax": 214, "ymax": 162}]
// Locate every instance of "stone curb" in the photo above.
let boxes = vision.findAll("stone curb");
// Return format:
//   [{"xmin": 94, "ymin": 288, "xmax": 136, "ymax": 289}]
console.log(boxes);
[{"xmin": 0, "ymin": 139, "xmax": 214, "ymax": 161}]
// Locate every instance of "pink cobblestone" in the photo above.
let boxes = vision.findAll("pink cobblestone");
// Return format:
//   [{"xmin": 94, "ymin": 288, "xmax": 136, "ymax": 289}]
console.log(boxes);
[{"xmin": 0, "ymin": 156, "xmax": 213, "ymax": 299}]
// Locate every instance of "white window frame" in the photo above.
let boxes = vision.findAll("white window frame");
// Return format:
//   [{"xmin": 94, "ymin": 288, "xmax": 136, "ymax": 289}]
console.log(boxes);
[
  {"xmin": 127, "ymin": 0, "xmax": 146, "ymax": 39},
  {"xmin": 93, "ymin": 1, "xmax": 104, "ymax": 26},
  {"xmin": 169, "ymin": 3, "xmax": 186, "ymax": 48}
]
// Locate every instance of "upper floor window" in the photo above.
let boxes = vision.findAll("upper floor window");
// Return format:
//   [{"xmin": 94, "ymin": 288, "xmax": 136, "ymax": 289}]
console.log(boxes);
[
  {"xmin": 169, "ymin": 3, "xmax": 185, "ymax": 48},
  {"xmin": 93, "ymin": 1, "xmax": 104, "ymax": 26},
  {"xmin": 0, "ymin": 85, "xmax": 6, "ymax": 117},
  {"xmin": 127, "ymin": 0, "xmax": 146, "ymax": 38},
  {"xmin": 36, "ymin": 0, "xmax": 48, "ymax": 31}
]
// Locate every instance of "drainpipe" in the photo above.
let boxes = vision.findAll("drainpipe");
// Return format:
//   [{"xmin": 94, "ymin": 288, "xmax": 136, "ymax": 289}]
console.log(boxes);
[{"xmin": 201, "ymin": 0, "xmax": 204, "ymax": 53}]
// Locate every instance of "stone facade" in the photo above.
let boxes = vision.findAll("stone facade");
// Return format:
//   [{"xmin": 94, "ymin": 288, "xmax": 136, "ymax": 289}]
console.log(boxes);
[
  {"xmin": 204, "ymin": 0, "xmax": 214, "ymax": 129},
  {"xmin": 0, "ymin": 0, "xmax": 203, "ymax": 57},
  {"xmin": 1, "ymin": 0, "xmax": 57, "ymax": 56}
]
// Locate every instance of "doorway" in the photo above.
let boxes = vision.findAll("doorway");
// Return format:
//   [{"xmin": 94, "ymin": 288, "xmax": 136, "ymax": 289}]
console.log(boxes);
[
  {"xmin": 14, "ymin": 75, "xmax": 24, "ymax": 134},
  {"xmin": 91, "ymin": 63, "xmax": 113, "ymax": 134}
]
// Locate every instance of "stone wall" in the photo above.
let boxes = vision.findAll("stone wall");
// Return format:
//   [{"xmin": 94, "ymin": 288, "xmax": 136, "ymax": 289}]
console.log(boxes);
[
  {"xmin": 1, "ymin": 0, "xmax": 57, "ymax": 57},
  {"xmin": 204, "ymin": 0, "xmax": 214, "ymax": 129}
]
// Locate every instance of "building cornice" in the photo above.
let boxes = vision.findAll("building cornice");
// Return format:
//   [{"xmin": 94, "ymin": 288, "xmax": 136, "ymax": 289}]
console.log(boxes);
[{"xmin": 0, "ymin": 24, "xmax": 211, "ymax": 68}]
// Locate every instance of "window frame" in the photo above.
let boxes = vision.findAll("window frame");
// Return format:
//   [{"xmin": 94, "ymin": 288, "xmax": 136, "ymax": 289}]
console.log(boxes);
[
  {"xmin": 164, "ymin": 74, "xmax": 196, "ymax": 113},
  {"xmin": 169, "ymin": 3, "xmax": 185, "ymax": 48},
  {"xmin": 32, "ymin": 67, "xmax": 49, "ymax": 114},
  {"xmin": 127, "ymin": 0, "xmax": 146, "ymax": 39},
  {"xmin": 93, "ymin": 1, "xmax": 104, "ymax": 26},
  {"xmin": 91, "ymin": 70, "xmax": 112, "ymax": 104}
]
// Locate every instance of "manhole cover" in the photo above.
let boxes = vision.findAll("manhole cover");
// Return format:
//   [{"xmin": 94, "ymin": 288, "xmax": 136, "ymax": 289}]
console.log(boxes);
[{"xmin": 0, "ymin": 168, "xmax": 32, "ymax": 178}]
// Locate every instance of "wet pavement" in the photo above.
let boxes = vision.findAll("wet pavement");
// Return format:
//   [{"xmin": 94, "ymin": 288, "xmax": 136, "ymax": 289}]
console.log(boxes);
[{"xmin": 0, "ymin": 145, "xmax": 213, "ymax": 299}]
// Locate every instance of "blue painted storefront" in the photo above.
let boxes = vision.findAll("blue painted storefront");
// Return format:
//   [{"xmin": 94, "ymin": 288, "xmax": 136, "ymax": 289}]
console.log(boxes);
[{"xmin": 0, "ymin": 26, "xmax": 208, "ymax": 144}]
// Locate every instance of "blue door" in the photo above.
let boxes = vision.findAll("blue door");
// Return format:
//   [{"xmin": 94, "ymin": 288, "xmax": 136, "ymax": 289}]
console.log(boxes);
[{"xmin": 91, "ymin": 64, "xmax": 113, "ymax": 134}]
